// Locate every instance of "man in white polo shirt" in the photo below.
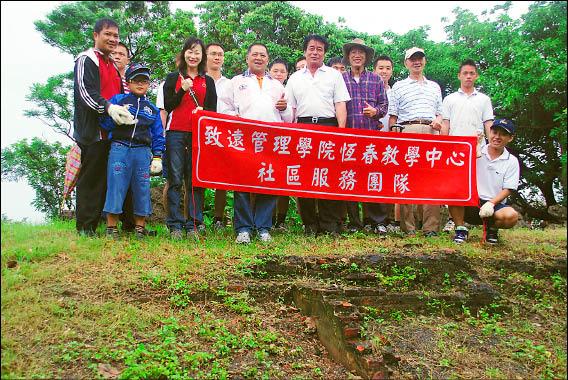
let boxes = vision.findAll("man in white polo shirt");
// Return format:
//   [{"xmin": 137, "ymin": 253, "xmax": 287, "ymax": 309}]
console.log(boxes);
[
  {"xmin": 206, "ymin": 43, "xmax": 232, "ymax": 231},
  {"xmin": 441, "ymin": 59, "xmax": 494, "ymax": 240},
  {"xmin": 388, "ymin": 47, "xmax": 443, "ymax": 237},
  {"xmin": 454, "ymin": 118, "xmax": 520, "ymax": 244},
  {"xmin": 285, "ymin": 34, "xmax": 351, "ymax": 235},
  {"xmin": 219, "ymin": 43, "xmax": 292, "ymax": 244}
]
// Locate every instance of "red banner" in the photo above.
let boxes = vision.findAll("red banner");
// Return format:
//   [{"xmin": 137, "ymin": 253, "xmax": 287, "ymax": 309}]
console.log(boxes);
[{"xmin": 192, "ymin": 110, "xmax": 478, "ymax": 206}]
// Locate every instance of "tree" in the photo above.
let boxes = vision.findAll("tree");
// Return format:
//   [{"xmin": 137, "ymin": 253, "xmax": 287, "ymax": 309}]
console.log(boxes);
[
  {"xmin": 35, "ymin": 1, "xmax": 197, "ymax": 80},
  {"xmin": 24, "ymin": 72, "xmax": 75, "ymax": 141},
  {"xmin": 25, "ymin": 1, "xmax": 566, "ymax": 221},
  {"xmin": 442, "ymin": 1, "xmax": 566, "ymax": 219},
  {"xmin": 1, "ymin": 139, "xmax": 70, "ymax": 219}
]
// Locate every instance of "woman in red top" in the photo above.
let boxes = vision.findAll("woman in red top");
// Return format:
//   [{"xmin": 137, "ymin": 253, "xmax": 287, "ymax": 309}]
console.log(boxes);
[{"xmin": 163, "ymin": 37, "xmax": 217, "ymax": 239}]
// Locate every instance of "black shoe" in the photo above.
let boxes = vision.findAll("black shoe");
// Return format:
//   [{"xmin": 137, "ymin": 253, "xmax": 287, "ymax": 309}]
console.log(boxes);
[
  {"xmin": 485, "ymin": 227, "xmax": 499, "ymax": 245},
  {"xmin": 452, "ymin": 227, "xmax": 469, "ymax": 244},
  {"xmin": 304, "ymin": 224, "xmax": 318, "ymax": 236},
  {"xmin": 78, "ymin": 229, "xmax": 96, "ymax": 237}
]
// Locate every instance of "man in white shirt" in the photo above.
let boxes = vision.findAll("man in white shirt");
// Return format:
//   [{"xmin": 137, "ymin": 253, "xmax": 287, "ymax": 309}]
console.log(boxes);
[
  {"xmin": 285, "ymin": 34, "xmax": 351, "ymax": 235},
  {"xmin": 206, "ymin": 43, "xmax": 232, "ymax": 231},
  {"xmin": 388, "ymin": 47, "xmax": 443, "ymax": 237},
  {"xmin": 219, "ymin": 43, "xmax": 292, "ymax": 244},
  {"xmin": 454, "ymin": 119, "xmax": 520, "ymax": 244},
  {"xmin": 442, "ymin": 59, "xmax": 494, "ymax": 240}
]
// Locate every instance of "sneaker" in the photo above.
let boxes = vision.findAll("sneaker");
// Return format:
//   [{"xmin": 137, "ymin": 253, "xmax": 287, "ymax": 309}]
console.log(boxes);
[
  {"xmin": 363, "ymin": 224, "xmax": 373, "ymax": 233},
  {"xmin": 485, "ymin": 227, "xmax": 499, "ymax": 245},
  {"xmin": 258, "ymin": 230, "xmax": 273, "ymax": 242},
  {"xmin": 423, "ymin": 231, "xmax": 438, "ymax": 238},
  {"xmin": 134, "ymin": 226, "xmax": 157, "ymax": 239},
  {"xmin": 443, "ymin": 219, "xmax": 455, "ymax": 233},
  {"xmin": 170, "ymin": 229, "xmax": 184, "ymax": 241},
  {"xmin": 235, "ymin": 231, "xmax": 251, "ymax": 244},
  {"xmin": 347, "ymin": 225, "xmax": 361, "ymax": 233},
  {"xmin": 453, "ymin": 226, "xmax": 469, "ymax": 244},
  {"xmin": 213, "ymin": 219, "xmax": 225, "ymax": 231},
  {"xmin": 374, "ymin": 224, "xmax": 388, "ymax": 236},
  {"xmin": 405, "ymin": 230, "xmax": 417, "ymax": 237},
  {"xmin": 196, "ymin": 224, "xmax": 207, "ymax": 234},
  {"xmin": 385, "ymin": 223, "xmax": 401, "ymax": 234},
  {"xmin": 105, "ymin": 226, "xmax": 119, "ymax": 240}
]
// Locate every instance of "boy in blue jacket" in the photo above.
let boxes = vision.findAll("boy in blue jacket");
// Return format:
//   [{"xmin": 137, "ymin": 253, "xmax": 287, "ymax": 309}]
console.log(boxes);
[{"xmin": 101, "ymin": 63, "xmax": 165, "ymax": 238}]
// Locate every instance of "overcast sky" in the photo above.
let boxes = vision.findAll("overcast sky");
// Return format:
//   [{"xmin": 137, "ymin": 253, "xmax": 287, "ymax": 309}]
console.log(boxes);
[{"xmin": 0, "ymin": 1, "xmax": 530, "ymax": 223}]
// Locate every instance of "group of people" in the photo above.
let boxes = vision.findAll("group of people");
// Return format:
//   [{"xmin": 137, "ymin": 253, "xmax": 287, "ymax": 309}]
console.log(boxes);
[{"xmin": 73, "ymin": 18, "xmax": 520, "ymax": 245}]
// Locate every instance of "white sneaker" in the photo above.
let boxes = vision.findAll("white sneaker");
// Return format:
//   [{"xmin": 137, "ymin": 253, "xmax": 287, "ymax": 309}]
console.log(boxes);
[
  {"xmin": 443, "ymin": 219, "xmax": 455, "ymax": 233},
  {"xmin": 258, "ymin": 230, "xmax": 273, "ymax": 242},
  {"xmin": 235, "ymin": 231, "xmax": 251, "ymax": 244}
]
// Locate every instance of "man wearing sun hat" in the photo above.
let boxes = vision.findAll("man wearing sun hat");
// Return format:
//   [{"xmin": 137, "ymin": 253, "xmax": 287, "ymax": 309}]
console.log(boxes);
[
  {"xmin": 341, "ymin": 38, "xmax": 390, "ymax": 235},
  {"xmin": 388, "ymin": 46, "xmax": 444, "ymax": 237}
]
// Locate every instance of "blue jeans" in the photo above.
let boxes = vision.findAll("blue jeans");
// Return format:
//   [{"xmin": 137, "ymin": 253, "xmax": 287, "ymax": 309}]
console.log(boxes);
[
  {"xmin": 233, "ymin": 192, "xmax": 276, "ymax": 234},
  {"xmin": 103, "ymin": 142, "xmax": 152, "ymax": 216},
  {"xmin": 165, "ymin": 131, "xmax": 204, "ymax": 231}
]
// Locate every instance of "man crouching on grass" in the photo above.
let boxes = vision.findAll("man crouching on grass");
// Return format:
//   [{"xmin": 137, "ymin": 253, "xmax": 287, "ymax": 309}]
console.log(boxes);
[
  {"xmin": 100, "ymin": 63, "xmax": 165, "ymax": 239},
  {"xmin": 450, "ymin": 118, "xmax": 520, "ymax": 245}
]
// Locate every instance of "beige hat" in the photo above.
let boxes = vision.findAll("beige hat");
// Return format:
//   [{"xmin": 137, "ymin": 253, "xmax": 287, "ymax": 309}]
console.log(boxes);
[
  {"xmin": 404, "ymin": 47, "xmax": 425, "ymax": 60},
  {"xmin": 342, "ymin": 38, "xmax": 375, "ymax": 66}
]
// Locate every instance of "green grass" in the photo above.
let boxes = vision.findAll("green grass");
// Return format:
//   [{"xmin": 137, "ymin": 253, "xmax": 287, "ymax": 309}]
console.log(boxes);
[{"xmin": 1, "ymin": 220, "xmax": 566, "ymax": 379}]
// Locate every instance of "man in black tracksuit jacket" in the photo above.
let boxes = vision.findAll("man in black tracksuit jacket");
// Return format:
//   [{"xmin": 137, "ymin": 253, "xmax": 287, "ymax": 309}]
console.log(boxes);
[{"xmin": 73, "ymin": 18, "xmax": 135, "ymax": 235}]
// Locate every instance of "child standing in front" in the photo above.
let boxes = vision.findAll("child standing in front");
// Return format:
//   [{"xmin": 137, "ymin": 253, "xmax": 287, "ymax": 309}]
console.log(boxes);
[{"xmin": 101, "ymin": 63, "xmax": 165, "ymax": 238}]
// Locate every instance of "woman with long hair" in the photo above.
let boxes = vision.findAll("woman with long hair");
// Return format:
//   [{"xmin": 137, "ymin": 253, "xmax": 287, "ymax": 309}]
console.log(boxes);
[{"xmin": 163, "ymin": 37, "xmax": 217, "ymax": 240}]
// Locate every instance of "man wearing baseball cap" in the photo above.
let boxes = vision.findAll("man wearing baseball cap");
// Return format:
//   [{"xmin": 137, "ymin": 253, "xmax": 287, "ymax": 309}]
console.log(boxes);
[
  {"xmin": 388, "ymin": 47, "xmax": 444, "ymax": 237},
  {"xmin": 451, "ymin": 118, "xmax": 520, "ymax": 244}
]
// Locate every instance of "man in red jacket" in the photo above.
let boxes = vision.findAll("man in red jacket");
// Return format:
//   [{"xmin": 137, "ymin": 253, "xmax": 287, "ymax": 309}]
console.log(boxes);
[{"xmin": 73, "ymin": 18, "xmax": 134, "ymax": 236}]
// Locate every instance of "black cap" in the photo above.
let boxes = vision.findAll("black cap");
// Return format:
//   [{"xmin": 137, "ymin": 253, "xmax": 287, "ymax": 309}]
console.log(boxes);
[
  {"xmin": 491, "ymin": 118, "xmax": 516, "ymax": 134},
  {"xmin": 125, "ymin": 63, "xmax": 150, "ymax": 81}
]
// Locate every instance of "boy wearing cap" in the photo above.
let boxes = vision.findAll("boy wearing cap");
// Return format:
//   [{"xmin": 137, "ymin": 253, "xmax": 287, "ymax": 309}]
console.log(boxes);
[
  {"xmin": 451, "ymin": 118, "xmax": 520, "ymax": 244},
  {"xmin": 101, "ymin": 63, "xmax": 165, "ymax": 238}
]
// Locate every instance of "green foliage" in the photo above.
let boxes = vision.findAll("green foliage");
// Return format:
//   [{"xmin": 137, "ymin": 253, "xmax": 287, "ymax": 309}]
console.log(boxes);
[
  {"xmin": 25, "ymin": 0, "xmax": 568, "ymax": 220},
  {"xmin": 24, "ymin": 72, "xmax": 75, "ymax": 141},
  {"xmin": 443, "ymin": 2, "xmax": 567, "ymax": 215},
  {"xmin": 1, "ymin": 138, "xmax": 70, "ymax": 219},
  {"xmin": 35, "ymin": 1, "xmax": 196, "ymax": 80}
]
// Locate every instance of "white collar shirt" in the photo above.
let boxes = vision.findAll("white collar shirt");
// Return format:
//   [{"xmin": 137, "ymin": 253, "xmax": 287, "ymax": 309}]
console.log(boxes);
[
  {"xmin": 476, "ymin": 145, "xmax": 520, "ymax": 203},
  {"xmin": 388, "ymin": 76, "xmax": 442, "ymax": 122},
  {"xmin": 218, "ymin": 71, "xmax": 292, "ymax": 123},
  {"xmin": 442, "ymin": 88, "xmax": 494, "ymax": 136},
  {"xmin": 285, "ymin": 64, "xmax": 351, "ymax": 118},
  {"xmin": 213, "ymin": 75, "xmax": 231, "ymax": 113}
]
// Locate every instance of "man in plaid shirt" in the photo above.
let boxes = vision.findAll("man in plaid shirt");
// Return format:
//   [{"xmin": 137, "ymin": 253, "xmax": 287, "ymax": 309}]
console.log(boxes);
[{"xmin": 341, "ymin": 38, "xmax": 390, "ymax": 235}]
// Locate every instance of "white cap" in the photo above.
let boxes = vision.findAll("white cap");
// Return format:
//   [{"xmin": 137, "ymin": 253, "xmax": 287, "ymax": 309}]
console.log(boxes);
[{"xmin": 404, "ymin": 47, "xmax": 425, "ymax": 60}]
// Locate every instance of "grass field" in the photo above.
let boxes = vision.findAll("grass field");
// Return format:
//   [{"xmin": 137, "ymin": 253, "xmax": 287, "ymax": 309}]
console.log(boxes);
[{"xmin": 1, "ymin": 220, "xmax": 566, "ymax": 379}]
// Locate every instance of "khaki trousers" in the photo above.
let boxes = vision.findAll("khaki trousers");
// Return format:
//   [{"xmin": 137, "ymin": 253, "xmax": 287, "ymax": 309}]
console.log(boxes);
[{"xmin": 399, "ymin": 123, "xmax": 441, "ymax": 233}]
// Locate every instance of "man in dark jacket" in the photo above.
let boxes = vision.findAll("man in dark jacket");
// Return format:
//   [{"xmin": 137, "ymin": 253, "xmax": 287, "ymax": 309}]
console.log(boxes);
[{"xmin": 73, "ymin": 18, "xmax": 134, "ymax": 235}]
